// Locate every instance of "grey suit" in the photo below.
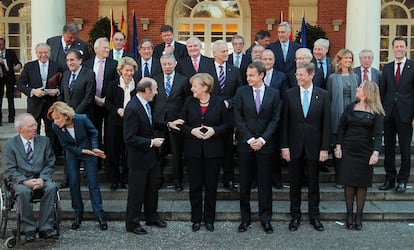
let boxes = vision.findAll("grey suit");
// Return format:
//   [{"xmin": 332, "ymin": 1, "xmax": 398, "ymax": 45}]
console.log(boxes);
[
  {"xmin": 2, "ymin": 135, "xmax": 57, "ymax": 233},
  {"xmin": 353, "ymin": 66, "xmax": 382, "ymax": 84}
]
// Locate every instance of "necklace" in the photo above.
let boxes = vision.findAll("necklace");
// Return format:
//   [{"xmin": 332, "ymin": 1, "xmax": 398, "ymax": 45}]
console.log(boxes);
[{"xmin": 199, "ymin": 98, "xmax": 210, "ymax": 105}]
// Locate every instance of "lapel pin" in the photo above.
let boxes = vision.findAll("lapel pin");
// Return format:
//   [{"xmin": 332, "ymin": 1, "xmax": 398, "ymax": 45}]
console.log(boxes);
[{"xmin": 315, "ymin": 95, "xmax": 319, "ymax": 99}]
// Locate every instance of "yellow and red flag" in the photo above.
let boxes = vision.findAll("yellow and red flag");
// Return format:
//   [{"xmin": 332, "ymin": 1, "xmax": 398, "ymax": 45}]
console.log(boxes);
[
  {"xmin": 289, "ymin": 12, "xmax": 294, "ymax": 41},
  {"xmin": 109, "ymin": 8, "xmax": 115, "ymax": 49},
  {"xmin": 120, "ymin": 8, "xmax": 128, "ymax": 50}
]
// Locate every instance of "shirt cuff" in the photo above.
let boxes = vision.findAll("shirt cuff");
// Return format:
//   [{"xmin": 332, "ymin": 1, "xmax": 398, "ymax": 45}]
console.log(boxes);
[
  {"xmin": 246, "ymin": 137, "xmax": 255, "ymax": 144},
  {"xmin": 258, "ymin": 137, "xmax": 266, "ymax": 145}
]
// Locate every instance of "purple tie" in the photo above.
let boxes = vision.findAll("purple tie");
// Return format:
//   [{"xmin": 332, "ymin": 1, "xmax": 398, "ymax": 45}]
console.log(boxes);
[
  {"xmin": 255, "ymin": 89, "xmax": 261, "ymax": 113},
  {"xmin": 219, "ymin": 65, "xmax": 225, "ymax": 91},
  {"xmin": 96, "ymin": 60, "xmax": 104, "ymax": 97}
]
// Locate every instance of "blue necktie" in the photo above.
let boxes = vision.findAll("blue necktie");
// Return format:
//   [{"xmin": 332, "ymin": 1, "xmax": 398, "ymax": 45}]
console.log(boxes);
[
  {"xmin": 145, "ymin": 103, "xmax": 152, "ymax": 125},
  {"xmin": 302, "ymin": 89, "xmax": 309, "ymax": 117},
  {"xmin": 144, "ymin": 62, "xmax": 150, "ymax": 77},
  {"xmin": 165, "ymin": 76, "xmax": 171, "ymax": 97},
  {"xmin": 26, "ymin": 141, "xmax": 33, "ymax": 164},
  {"xmin": 69, "ymin": 73, "xmax": 76, "ymax": 91}
]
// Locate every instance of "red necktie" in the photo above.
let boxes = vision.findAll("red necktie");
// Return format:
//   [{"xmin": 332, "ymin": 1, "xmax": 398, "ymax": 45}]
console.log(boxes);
[
  {"xmin": 396, "ymin": 62, "xmax": 401, "ymax": 86},
  {"xmin": 192, "ymin": 58, "xmax": 198, "ymax": 72},
  {"xmin": 363, "ymin": 68, "xmax": 368, "ymax": 81}
]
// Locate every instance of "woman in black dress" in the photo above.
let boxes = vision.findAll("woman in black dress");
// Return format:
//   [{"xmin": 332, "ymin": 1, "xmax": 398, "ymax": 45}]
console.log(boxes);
[{"xmin": 334, "ymin": 80, "xmax": 384, "ymax": 230}]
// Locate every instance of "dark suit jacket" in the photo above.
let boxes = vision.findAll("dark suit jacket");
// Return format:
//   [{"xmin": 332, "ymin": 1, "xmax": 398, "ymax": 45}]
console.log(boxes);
[
  {"xmin": 209, "ymin": 62, "xmax": 243, "ymax": 107},
  {"xmin": 152, "ymin": 72, "xmax": 190, "ymax": 124},
  {"xmin": 234, "ymin": 85, "xmax": 280, "ymax": 153},
  {"xmin": 105, "ymin": 78, "xmax": 137, "ymax": 127},
  {"xmin": 83, "ymin": 57, "xmax": 118, "ymax": 98},
  {"xmin": 245, "ymin": 43, "xmax": 255, "ymax": 57},
  {"xmin": 52, "ymin": 114, "xmax": 98, "ymax": 158},
  {"xmin": 268, "ymin": 41, "xmax": 301, "ymax": 73},
  {"xmin": 2, "ymin": 135, "xmax": 55, "ymax": 184},
  {"xmin": 380, "ymin": 59, "xmax": 414, "ymax": 123},
  {"xmin": 108, "ymin": 49, "xmax": 136, "ymax": 62},
  {"xmin": 312, "ymin": 57, "xmax": 335, "ymax": 86},
  {"xmin": 135, "ymin": 56, "xmax": 162, "ymax": 82},
  {"xmin": 287, "ymin": 67, "xmax": 324, "ymax": 89},
  {"xmin": 0, "ymin": 49, "xmax": 22, "ymax": 84},
  {"xmin": 228, "ymin": 53, "xmax": 252, "ymax": 85},
  {"xmin": 280, "ymin": 86, "xmax": 331, "ymax": 160},
  {"xmin": 17, "ymin": 60, "xmax": 63, "ymax": 119},
  {"xmin": 180, "ymin": 95, "xmax": 230, "ymax": 158},
  {"xmin": 123, "ymin": 95, "xmax": 165, "ymax": 171},
  {"xmin": 268, "ymin": 69, "xmax": 289, "ymax": 97},
  {"xmin": 46, "ymin": 35, "xmax": 90, "ymax": 69},
  {"xmin": 176, "ymin": 55, "xmax": 213, "ymax": 79},
  {"xmin": 153, "ymin": 41, "xmax": 188, "ymax": 60},
  {"xmin": 354, "ymin": 66, "xmax": 382, "ymax": 85},
  {"xmin": 60, "ymin": 66, "xmax": 96, "ymax": 115}
]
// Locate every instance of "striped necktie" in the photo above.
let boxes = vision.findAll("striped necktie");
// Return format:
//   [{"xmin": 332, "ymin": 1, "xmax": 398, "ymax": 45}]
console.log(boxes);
[
  {"xmin": 26, "ymin": 141, "xmax": 33, "ymax": 163},
  {"xmin": 165, "ymin": 76, "xmax": 172, "ymax": 97},
  {"xmin": 219, "ymin": 65, "xmax": 225, "ymax": 91}
]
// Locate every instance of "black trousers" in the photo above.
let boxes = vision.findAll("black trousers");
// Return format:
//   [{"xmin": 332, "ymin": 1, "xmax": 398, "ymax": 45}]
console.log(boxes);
[
  {"xmin": 0, "ymin": 81, "xmax": 15, "ymax": 120},
  {"xmin": 186, "ymin": 156, "xmax": 221, "ymax": 224},
  {"xmin": 125, "ymin": 164, "xmax": 160, "ymax": 231},
  {"xmin": 106, "ymin": 123, "xmax": 127, "ymax": 185},
  {"xmin": 384, "ymin": 107, "xmax": 413, "ymax": 183},
  {"xmin": 289, "ymin": 153, "xmax": 320, "ymax": 220},
  {"xmin": 223, "ymin": 130, "xmax": 235, "ymax": 182},
  {"xmin": 239, "ymin": 150, "xmax": 272, "ymax": 224},
  {"xmin": 158, "ymin": 129, "xmax": 184, "ymax": 182}
]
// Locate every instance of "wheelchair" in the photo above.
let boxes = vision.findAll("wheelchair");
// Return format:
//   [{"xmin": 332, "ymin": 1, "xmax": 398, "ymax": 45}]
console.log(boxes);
[{"xmin": 0, "ymin": 178, "xmax": 61, "ymax": 248}]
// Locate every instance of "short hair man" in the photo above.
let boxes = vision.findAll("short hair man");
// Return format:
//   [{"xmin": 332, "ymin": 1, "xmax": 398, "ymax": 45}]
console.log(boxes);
[
  {"xmin": 137, "ymin": 39, "xmax": 162, "ymax": 82},
  {"xmin": 354, "ymin": 49, "xmax": 382, "ymax": 84},
  {"xmin": 245, "ymin": 30, "xmax": 271, "ymax": 56},
  {"xmin": 153, "ymin": 25, "xmax": 189, "ymax": 60},
  {"xmin": 312, "ymin": 38, "xmax": 334, "ymax": 83},
  {"xmin": 251, "ymin": 44, "xmax": 265, "ymax": 61},
  {"xmin": 287, "ymin": 48, "xmax": 324, "ymax": 88},
  {"xmin": 109, "ymin": 32, "xmax": 136, "ymax": 62},
  {"xmin": 176, "ymin": 37, "xmax": 213, "ymax": 79},
  {"xmin": 2, "ymin": 113, "xmax": 58, "ymax": 242},
  {"xmin": 228, "ymin": 34, "xmax": 252, "ymax": 85}
]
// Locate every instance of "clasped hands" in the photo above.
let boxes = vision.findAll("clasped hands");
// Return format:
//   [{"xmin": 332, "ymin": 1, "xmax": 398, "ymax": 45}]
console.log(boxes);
[
  {"xmin": 23, "ymin": 178, "xmax": 44, "ymax": 190},
  {"xmin": 82, "ymin": 148, "xmax": 107, "ymax": 159},
  {"xmin": 191, "ymin": 125, "xmax": 215, "ymax": 140},
  {"xmin": 32, "ymin": 87, "xmax": 59, "ymax": 97}
]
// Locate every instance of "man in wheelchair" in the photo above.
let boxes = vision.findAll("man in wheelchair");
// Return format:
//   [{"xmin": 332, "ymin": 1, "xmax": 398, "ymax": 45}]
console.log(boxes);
[{"xmin": 2, "ymin": 113, "xmax": 57, "ymax": 242}]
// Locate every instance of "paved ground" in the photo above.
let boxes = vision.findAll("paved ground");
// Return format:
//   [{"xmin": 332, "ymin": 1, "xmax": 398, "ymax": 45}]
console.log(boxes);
[{"xmin": 3, "ymin": 220, "xmax": 414, "ymax": 249}]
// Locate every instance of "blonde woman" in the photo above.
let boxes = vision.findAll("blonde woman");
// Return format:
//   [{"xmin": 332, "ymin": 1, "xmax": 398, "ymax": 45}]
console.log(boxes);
[{"xmin": 334, "ymin": 81, "xmax": 385, "ymax": 230}]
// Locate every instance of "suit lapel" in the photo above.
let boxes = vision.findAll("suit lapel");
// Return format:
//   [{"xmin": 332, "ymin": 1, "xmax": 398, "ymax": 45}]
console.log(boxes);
[
  {"xmin": 399, "ymin": 60, "xmax": 413, "ymax": 86},
  {"xmin": 14, "ymin": 136, "xmax": 27, "ymax": 161}
]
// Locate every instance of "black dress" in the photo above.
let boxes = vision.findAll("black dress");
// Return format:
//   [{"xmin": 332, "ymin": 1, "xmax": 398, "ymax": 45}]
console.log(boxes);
[{"xmin": 336, "ymin": 103, "xmax": 384, "ymax": 187}]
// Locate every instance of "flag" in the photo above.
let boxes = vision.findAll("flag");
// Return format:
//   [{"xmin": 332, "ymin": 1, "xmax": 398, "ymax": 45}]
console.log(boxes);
[
  {"xmin": 289, "ymin": 12, "xmax": 294, "ymax": 41},
  {"xmin": 301, "ymin": 15, "xmax": 307, "ymax": 48},
  {"xmin": 120, "ymin": 8, "xmax": 128, "ymax": 50},
  {"xmin": 109, "ymin": 8, "xmax": 115, "ymax": 49},
  {"xmin": 132, "ymin": 10, "xmax": 138, "ymax": 61}
]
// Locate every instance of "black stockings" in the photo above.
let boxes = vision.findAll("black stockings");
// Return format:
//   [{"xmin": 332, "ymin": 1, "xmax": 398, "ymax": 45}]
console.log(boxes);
[{"xmin": 344, "ymin": 186, "xmax": 367, "ymax": 225}]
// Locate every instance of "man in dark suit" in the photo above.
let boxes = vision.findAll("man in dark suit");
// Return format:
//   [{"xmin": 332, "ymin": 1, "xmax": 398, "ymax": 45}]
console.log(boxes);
[
  {"xmin": 124, "ymin": 77, "xmax": 167, "ymax": 235},
  {"xmin": 209, "ymin": 40, "xmax": 243, "ymax": 191},
  {"xmin": 2, "ymin": 113, "xmax": 58, "ymax": 242},
  {"xmin": 176, "ymin": 37, "xmax": 213, "ymax": 79},
  {"xmin": 0, "ymin": 38, "xmax": 22, "ymax": 124},
  {"xmin": 153, "ymin": 54, "xmax": 190, "ymax": 190},
  {"xmin": 46, "ymin": 23, "xmax": 90, "ymax": 70},
  {"xmin": 135, "ymin": 39, "xmax": 162, "ymax": 83},
  {"xmin": 234, "ymin": 61, "xmax": 280, "ymax": 234},
  {"xmin": 108, "ymin": 32, "xmax": 136, "ymax": 62},
  {"xmin": 17, "ymin": 43, "xmax": 63, "ymax": 153},
  {"xmin": 281, "ymin": 62, "xmax": 330, "ymax": 232},
  {"xmin": 312, "ymin": 38, "xmax": 334, "ymax": 88},
  {"xmin": 153, "ymin": 25, "xmax": 188, "ymax": 61},
  {"xmin": 268, "ymin": 22, "xmax": 301, "ymax": 74},
  {"xmin": 245, "ymin": 30, "xmax": 271, "ymax": 57},
  {"xmin": 354, "ymin": 49, "xmax": 382, "ymax": 84},
  {"xmin": 83, "ymin": 37, "xmax": 118, "ymax": 169},
  {"xmin": 261, "ymin": 49, "xmax": 288, "ymax": 189},
  {"xmin": 287, "ymin": 48, "xmax": 324, "ymax": 88},
  {"xmin": 380, "ymin": 37, "xmax": 414, "ymax": 193},
  {"xmin": 228, "ymin": 34, "xmax": 252, "ymax": 86}
]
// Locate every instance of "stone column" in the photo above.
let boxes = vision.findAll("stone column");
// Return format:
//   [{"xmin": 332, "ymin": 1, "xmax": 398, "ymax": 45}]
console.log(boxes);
[
  {"xmin": 346, "ymin": 0, "xmax": 381, "ymax": 68},
  {"xmin": 31, "ymin": 0, "xmax": 66, "ymax": 58}
]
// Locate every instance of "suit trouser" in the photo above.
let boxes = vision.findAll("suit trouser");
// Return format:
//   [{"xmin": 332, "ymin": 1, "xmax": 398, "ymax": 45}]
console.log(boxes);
[
  {"xmin": 0, "ymin": 82, "xmax": 15, "ymax": 120},
  {"xmin": 90, "ymin": 105, "xmax": 106, "ymax": 169},
  {"xmin": 239, "ymin": 150, "xmax": 272, "ymax": 224},
  {"xmin": 157, "ymin": 130, "xmax": 184, "ymax": 182},
  {"xmin": 289, "ymin": 155, "xmax": 320, "ymax": 220},
  {"xmin": 14, "ymin": 181, "xmax": 58, "ymax": 233},
  {"xmin": 106, "ymin": 123, "xmax": 127, "ymax": 185},
  {"xmin": 186, "ymin": 156, "xmax": 221, "ymax": 224},
  {"xmin": 126, "ymin": 164, "xmax": 160, "ymax": 231},
  {"xmin": 384, "ymin": 107, "xmax": 413, "ymax": 183},
  {"xmin": 66, "ymin": 154, "xmax": 104, "ymax": 219},
  {"xmin": 223, "ymin": 130, "xmax": 235, "ymax": 182}
]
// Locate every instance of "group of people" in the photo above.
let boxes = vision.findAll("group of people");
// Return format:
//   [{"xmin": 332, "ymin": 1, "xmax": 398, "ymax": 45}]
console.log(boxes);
[{"xmin": 1, "ymin": 20, "xmax": 412, "ymax": 242}]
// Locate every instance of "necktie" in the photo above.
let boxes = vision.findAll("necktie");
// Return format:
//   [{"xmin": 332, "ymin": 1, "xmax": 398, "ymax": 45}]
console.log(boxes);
[
  {"xmin": 235, "ymin": 55, "xmax": 241, "ymax": 68},
  {"xmin": 282, "ymin": 44, "xmax": 288, "ymax": 62},
  {"xmin": 319, "ymin": 61, "xmax": 325, "ymax": 79},
  {"xmin": 145, "ymin": 103, "xmax": 152, "ymax": 125},
  {"xmin": 115, "ymin": 51, "xmax": 121, "ymax": 62},
  {"xmin": 302, "ymin": 89, "xmax": 310, "ymax": 117},
  {"xmin": 144, "ymin": 62, "xmax": 150, "ymax": 77},
  {"xmin": 64, "ymin": 44, "xmax": 70, "ymax": 54},
  {"xmin": 41, "ymin": 63, "xmax": 47, "ymax": 87},
  {"xmin": 26, "ymin": 141, "xmax": 33, "ymax": 163},
  {"xmin": 165, "ymin": 75, "xmax": 172, "ymax": 97},
  {"xmin": 363, "ymin": 68, "xmax": 369, "ymax": 81},
  {"xmin": 255, "ymin": 89, "xmax": 261, "ymax": 114},
  {"xmin": 396, "ymin": 62, "xmax": 401, "ymax": 86},
  {"xmin": 69, "ymin": 73, "xmax": 76, "ymax": 91},
  {"xmin": 166, "ymin": 43, "xmax": 171, "ymax": 48},
  {"xmin": 265, "ymin": 72, "xmax": 271, "ymax": 86},
  {"xmin": 96, "ymin": 60, "xmax": 104, "ymax": 97},
  {"xmin": 219, "ymin": 65, "xmax": 225, "ymax": 91},
  {"xmin": 192, "ymin": 58, "xmax": 199, "ymax": 72}
]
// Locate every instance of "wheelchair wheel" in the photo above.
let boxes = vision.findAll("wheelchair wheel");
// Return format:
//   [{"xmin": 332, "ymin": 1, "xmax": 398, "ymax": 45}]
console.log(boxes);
[
  {"xmin": 4, "ymin": 236, "xmax": 16, "ymax": 248},
  {"xmin": 53, "ymin": 190, "xmax": 61, "ymax": 238},
  {"xmin": 0, "ymin": 186, "xmax": 9, "ymax": 239}
]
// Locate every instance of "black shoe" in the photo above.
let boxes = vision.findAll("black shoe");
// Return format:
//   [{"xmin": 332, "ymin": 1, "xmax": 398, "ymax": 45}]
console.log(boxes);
[
  {"xmin": 261, "ymin": 222, "xmax": 273, "ymax": 234},
  {"xmin": 127, "ymin": 224, "xmax": 147, "ymax": 235},
  {"xmin": 251, "ymin": 179, "xmax": 257, "ymax": 189},
  {"xmin": 71, "ymin": 217, "xmax": 82, "ymax": 230},
  {"xmin": 174, "ymin": 180, "xmax": 183, "ymax": 191},
  {"xmin": 205, "ymin": 223, "xmax": 214, "ymax": 232},
  {"xmin": 289, "ymin": 218, "xmax": 300, "ymax": 231},
  {"xmin": 395, "ymin": 183, "xmax": 407, "ymax": 193},
  {"xmin": 319, "ymin": 165, "xmax": 330, "ymax": 172},
  {"xmin": 224, "ymin": 180, "xmax": 239, "ymax": 191},
  {"xmin": 25, "ymin": 231, "xmax": 36, "ymax": 242},
  {"xmin": 120, "ymin": 182, "xmax": 128, "ymax": 189},
  {"xmin": 39, "ymin": 229, "xmax": 56, "ymax": 239},
  {"xmin": 345, "ymin": 213, "xmax": 354, "ymax": 230},
  {"xmin": 237, "ymin": 222, "xmax": 250, "ymax": 232},
  {"xmin": 354, "ymin": 214, "xmax": 363, "ymax": 230},
  {"xmin": 335, "ymin": 184, "xmax": 344, "ymax": 189},
  {"xmin": 110, "ymin": 183, "xmax": 119, "ymax": 191},
  {"xmin": 273, "ymin": 182, "xmax": 283, "ymax": 189},
  {"xmin": 379, "ymin": 181, "xmax": 395, "ymax": 190},
  {"xmin": 98, "ymin": 218, "xmax": 108, "ymax": 230},
  {"xmin": 310, "ymin": 218, "xmax": 324, "ymax": 231},
  {"xmin": 146, "ymin": 219, "xmax": 167, "ymax": 228},
  {"xmin": 59, "ymin": 181, "xmax": 69, "ymax": 189},
  {"xmin": 157, "ymin": 178, "xmax": 164, "ymax": 190},
  {"xmin": 192, "ymin": 223, "xmax": 201, "ymax": 232}
]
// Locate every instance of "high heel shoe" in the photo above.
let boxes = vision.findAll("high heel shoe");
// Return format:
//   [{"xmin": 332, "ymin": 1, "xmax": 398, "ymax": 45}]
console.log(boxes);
[
  {"xmin": 354, "ymin": 214, "xmax": 363, "ymax": 230},
  {"xmin": 345, "ymin": 213, "xmax": 354, "ymax": 230}
]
